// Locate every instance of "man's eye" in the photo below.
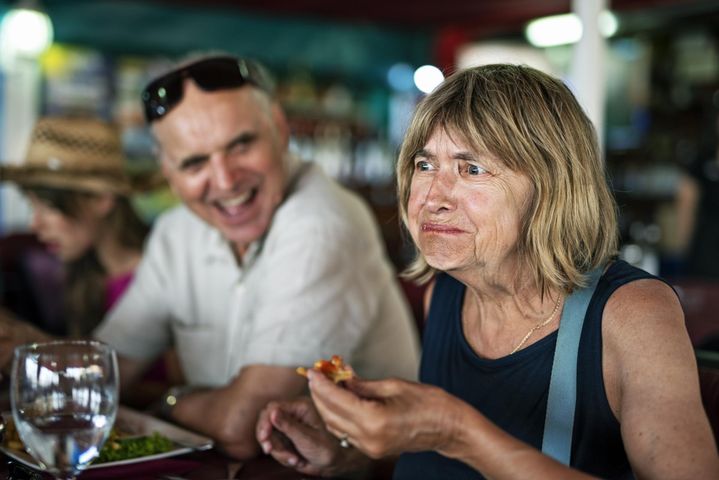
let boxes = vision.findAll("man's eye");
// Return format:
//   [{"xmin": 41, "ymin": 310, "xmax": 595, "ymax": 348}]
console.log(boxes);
[
  {"xmin": 228, "ymin": 142, "xmax": 248, "ymax": 157},
  {"xmin": 179, "ymin": 158, "xmax": 206, "ymax": 173},
  {"xmin": 227, "ymin": 133, "xmax": 256, "ymax": 157}
]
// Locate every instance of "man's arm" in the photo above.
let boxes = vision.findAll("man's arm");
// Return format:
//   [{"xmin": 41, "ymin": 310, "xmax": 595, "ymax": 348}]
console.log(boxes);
[
  {"xmin": 170, "ymin": 364, "xmax": 307, "ymax": 459},
  {"xmin": 0, "ymin": 306, "xmax": 53, "ymax": 371},
  {"xmin": 117, "ymin": 355, "xmax": 155, "ymax": 389}
]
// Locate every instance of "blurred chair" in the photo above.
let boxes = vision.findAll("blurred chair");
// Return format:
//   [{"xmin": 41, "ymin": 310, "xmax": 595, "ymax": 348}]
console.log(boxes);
[
  {"xmin": 673, "ymin": 279, "xmax": 719, "ymax": 349},
  {"xmin": 697, "ymin": 349, "xmax": 719, "ymax": 446},
  {"xmin": 398, "ymin": 277, "xmax": 427, "ymax": 338}
]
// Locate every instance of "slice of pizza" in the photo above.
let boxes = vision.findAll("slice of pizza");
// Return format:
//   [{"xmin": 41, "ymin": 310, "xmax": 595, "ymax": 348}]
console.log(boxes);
[{"xmin": 296, "ymin": 355, "xmax": 354, "ymax": 383}]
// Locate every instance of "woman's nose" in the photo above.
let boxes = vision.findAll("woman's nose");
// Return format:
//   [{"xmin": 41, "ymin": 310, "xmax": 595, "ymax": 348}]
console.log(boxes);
[
  {"xmin": 424, "ymin": 172, "xmax": 455, "ymax": 211},
  {"xmin": 29, "ymin": 210, "xmax": 43, "ymax": 232}
]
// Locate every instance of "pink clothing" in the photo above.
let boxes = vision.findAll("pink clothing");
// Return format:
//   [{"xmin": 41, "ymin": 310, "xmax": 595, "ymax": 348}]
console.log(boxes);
[{"xmin": 105, "ymin": 272, "xmax": 134, "ymax": 312}]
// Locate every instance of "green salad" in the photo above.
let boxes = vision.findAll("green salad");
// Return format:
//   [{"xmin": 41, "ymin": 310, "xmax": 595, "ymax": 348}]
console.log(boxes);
[{"xmin": 97, "ymin": 432, "xmax": 175, "ymax": 463}]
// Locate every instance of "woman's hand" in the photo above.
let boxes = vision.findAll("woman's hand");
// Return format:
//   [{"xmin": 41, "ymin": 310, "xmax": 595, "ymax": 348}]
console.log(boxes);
[
  {"xmin": 255, "ymin": 396, "xmax": 370, "ymax": 477},
  {"xmin": 307, "ymin": 369, "xmax": 462, "ymax": 459},
  {"xmin": 0, "ymin": 307, "xmax": 51, "ymax": 372}
]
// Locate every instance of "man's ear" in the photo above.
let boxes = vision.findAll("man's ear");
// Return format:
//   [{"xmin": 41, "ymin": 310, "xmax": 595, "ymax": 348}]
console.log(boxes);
[
  {"xmin": 271, "ymin": 102, "xmax": 290, "ymax": 149},
  {"xmin": 159, "ymin": 156, "xmax": 180, "ymax": 197}
]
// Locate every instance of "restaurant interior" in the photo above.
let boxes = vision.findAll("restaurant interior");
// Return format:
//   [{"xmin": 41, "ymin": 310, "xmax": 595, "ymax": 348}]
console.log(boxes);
[{"xmin": 0, "ymin": 0, "xmax": 718, "ymax": 477}]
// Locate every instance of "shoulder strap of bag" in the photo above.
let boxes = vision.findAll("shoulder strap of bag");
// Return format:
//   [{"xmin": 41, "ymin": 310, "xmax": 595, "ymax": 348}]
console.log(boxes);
[{"xmin": 541, "ymin": 267, "xmax": 603, "ymax": 465}]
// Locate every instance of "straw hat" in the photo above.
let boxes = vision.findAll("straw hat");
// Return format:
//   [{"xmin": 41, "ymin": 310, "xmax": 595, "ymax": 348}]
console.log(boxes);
[{"xmin": 0, "ymin": 116, "xmax": 163, "ymax": 195}]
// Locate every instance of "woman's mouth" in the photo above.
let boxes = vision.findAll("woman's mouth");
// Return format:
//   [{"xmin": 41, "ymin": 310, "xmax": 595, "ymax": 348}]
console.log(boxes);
[
  {"xmin": 421, "ymin": 223, "xmax": 465, "ymax": 234},
  {"xmin": 42, "ymin": 241, "xmax": 61, "ymax": 254}
]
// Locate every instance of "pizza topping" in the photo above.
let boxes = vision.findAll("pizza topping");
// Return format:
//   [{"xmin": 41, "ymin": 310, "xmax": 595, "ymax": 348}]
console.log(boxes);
[{"xmin": 296, "ymin": 355, "xmax": 354, "ymax": 383}]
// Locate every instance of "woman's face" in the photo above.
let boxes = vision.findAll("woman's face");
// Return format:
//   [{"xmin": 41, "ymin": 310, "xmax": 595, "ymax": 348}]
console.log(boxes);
[
  {"xmin": 407, "ymin": 127, "xmax": 533, "ymax": 276},
  {"xmin": 27, "ymin": 194, "xmax": 101, "ymax": 262}
]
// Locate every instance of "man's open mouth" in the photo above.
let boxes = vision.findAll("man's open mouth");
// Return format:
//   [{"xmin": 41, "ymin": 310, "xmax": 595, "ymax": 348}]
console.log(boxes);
[{"xmin": 214, "ymin": 188, "xmax": 258, "ymax": 216}]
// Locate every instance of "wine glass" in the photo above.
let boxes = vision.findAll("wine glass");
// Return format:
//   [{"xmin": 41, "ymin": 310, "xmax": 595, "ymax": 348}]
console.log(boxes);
[{"xmin": 10, "ymin": 340, "xmax": 119, "ymax": 480}]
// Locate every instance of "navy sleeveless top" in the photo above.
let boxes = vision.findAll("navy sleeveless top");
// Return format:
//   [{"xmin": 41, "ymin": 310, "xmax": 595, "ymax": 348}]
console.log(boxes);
[{"xmin": 393, "ymin": 260, "xmax": 655, "ymax": 479}]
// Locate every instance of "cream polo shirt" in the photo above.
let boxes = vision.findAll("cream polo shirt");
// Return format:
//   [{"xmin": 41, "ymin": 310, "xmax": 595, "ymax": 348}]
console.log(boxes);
[{"xmin": 95, "ymin": 163, "xmax": 420, "ymax": 387}]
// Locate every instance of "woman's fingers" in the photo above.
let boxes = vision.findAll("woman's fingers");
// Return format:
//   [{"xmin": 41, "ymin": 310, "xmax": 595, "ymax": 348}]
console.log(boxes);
[
  {"xmin": 307, "ymin": 370, "xmax": 382, "ymax": 446},
  {"xmin": 256, "ymin": 404, "xmax": 275, "ymax": 445},
  {"xmin": 271, "ymin": 407, "xmax": 322, "ymax": 446},
  {"xmin": 345, "ymin": 377, "xmax": 403, "ymax": 399},
  {"xmin": 308, "ymin": 369, "xmax": 363, "ymax": 416},
  {"xmin": 278, "ymin": 396, "xmax": 323, "ymax": 427},
  {"xmin": 266, "ymin": 430, "xmax": 302, "ymax": 468}
]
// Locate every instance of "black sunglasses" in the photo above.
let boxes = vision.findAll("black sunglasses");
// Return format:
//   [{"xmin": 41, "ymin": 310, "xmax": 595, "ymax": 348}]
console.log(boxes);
[{"xmin": 141, "ymin": 56, "xmax": 272, "ymax": 123}]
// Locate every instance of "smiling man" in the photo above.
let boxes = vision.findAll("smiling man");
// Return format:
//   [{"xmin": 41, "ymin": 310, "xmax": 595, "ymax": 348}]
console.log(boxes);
[{"xmin": 93, "ymin": 55, "xmax": 420, "ymax": 459}]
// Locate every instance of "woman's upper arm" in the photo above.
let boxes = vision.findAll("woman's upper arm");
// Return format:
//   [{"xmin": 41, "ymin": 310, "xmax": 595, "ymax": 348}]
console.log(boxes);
[{"xmin": 604, "ymin": 279, "xmax": 719, "ymax": 479}]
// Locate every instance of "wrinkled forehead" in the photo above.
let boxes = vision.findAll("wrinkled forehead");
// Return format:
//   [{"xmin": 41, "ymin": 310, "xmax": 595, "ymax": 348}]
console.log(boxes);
[
  {"xmin": 151, "ymin": 82, "xmax": 271, "ymax": 150},
  {"xmin": 420, "ymin": 121, "xmax": 500, "ymax": 166}
]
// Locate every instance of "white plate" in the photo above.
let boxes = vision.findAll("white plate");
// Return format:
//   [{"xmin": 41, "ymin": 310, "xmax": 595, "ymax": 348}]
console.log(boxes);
[{"xmin": 1, "ymin": 405, "xmax": 214, "ymax": 470}]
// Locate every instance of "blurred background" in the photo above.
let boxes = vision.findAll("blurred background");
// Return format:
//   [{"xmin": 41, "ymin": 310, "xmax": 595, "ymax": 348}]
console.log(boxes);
[{"xmin": 0, "ymin": 0, "xmax": 718, "ymax": 347}]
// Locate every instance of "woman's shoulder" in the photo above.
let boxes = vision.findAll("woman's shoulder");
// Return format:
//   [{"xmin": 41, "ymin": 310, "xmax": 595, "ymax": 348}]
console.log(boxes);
[{"xmin": 601, "ymin": 263, "xmax": 685, "ymax": 359}]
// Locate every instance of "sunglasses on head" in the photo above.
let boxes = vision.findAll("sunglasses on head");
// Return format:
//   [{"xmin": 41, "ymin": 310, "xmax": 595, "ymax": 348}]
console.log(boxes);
[{"xmin": 141, "ymin": 56, "xmax": 271, "ymax": 123}]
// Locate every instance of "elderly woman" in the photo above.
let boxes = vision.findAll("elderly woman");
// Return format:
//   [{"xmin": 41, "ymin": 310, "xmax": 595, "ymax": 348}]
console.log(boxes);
[{"xmin": 257, "ymin": 64, "xmax": 718, "ymax": 479}]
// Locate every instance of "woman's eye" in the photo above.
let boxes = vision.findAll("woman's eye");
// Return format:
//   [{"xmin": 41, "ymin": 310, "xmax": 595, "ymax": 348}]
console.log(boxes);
[
  {"xmin": 415, "ymin": 160, "xmax": 432, "ymax": 172},
  {"xmin": 465, "ymin": 163, "xmax": 486, "ymax": 176}
]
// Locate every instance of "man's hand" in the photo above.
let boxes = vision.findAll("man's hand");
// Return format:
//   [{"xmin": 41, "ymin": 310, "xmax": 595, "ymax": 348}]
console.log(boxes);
[
  {"xmin": 256, "ymin": 396, "xmax": 369, "ymax": 477},
  {"xmin": 0, "ymin": 307, "xmax": 52, "ymax": 372}
]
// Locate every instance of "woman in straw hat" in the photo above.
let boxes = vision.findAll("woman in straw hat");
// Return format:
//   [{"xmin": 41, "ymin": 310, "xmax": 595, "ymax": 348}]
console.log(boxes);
[{"xmin": 0, "ymin": 115, "xmax": 158, "ymax": 347}]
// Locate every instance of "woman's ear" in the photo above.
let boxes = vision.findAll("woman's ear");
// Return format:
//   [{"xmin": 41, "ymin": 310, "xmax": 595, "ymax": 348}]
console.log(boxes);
[{"xmin": 88, "ymin": 193, "xmax": 117, "ymax": 218}]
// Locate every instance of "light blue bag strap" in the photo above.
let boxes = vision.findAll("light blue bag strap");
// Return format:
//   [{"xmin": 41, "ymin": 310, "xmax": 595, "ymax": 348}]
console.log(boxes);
[{"xmin": 541, "ymin": 267, "xmax": 603, "ymax": 465}]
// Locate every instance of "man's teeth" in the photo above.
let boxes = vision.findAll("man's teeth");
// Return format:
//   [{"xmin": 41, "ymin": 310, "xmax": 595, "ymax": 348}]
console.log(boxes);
[{"xmin": 218, "ymin": 190, "xmax": 253, "ymax": 208}]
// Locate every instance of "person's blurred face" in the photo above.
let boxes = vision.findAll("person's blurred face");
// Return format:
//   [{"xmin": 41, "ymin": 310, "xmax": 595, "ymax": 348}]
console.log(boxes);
[
  {"xmin": 27, "ymin": 194, "xmax": 100, "ymax": 262},
  {"xmin": 407, "ymin": 127, "xmax": 532, "ymax": 276},
  {"xmin": 152, "ymin": 81, "xmax": 289, "ymax": 254}
]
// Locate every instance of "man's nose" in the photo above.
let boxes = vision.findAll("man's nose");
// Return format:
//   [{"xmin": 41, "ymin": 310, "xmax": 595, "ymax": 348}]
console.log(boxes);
[{"xmin": 210, "ymin": 154, "xmax": 235, "ymax": 191}]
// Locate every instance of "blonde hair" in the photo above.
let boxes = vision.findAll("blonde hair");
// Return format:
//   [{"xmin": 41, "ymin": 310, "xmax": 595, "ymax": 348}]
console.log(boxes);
[{"xmin": 397, "ymin": 64, "xmax": 618, "ymax": 294}]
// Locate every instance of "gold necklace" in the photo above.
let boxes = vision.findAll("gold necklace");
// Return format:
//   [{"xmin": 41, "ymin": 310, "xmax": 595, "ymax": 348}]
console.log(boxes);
[{"xmin": 510, "ymin": 295, "xmax": 563, "ymax": 355}]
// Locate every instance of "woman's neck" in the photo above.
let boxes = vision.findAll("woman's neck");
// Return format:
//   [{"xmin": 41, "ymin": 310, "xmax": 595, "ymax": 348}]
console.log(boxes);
[
  {"xmin": 95, "ymin": 235, "xmax": 141, "ymax": 278},
  {"xmin": 457, "ymin": 263, "xmax": 564, "ymax": 358}
]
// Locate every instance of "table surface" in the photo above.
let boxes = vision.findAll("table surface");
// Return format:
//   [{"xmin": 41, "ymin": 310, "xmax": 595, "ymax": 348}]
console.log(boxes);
[
  {"xmin": 0, "ymin": 449, "xmax": 309, "ymax": 480},
  {"xmin": 0, "ymin": 382, "xmax": 310, "ymax": 480}
]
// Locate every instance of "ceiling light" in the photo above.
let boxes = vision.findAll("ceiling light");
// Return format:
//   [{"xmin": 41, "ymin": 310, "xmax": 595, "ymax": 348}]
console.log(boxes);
[
  {"xmin": 525, "ymin": 11, "xmax": 618, "ymax": 48},
  {"xmin": 0, "ymin": 0, "xmax": 54, "ymax": 58},
  {"xmin": 414, "ymin": 65, "xmax": 444, "ymax": 94}
]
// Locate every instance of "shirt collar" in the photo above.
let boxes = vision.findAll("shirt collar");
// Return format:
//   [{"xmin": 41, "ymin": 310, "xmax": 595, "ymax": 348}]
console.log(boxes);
[{"xmin": 203, "ymin": 228, "xmax": 262, "ymax": 268}]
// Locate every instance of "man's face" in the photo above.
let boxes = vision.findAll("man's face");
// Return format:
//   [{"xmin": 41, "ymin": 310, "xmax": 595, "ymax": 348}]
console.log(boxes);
[{"xmin": 152, "ymin": 81, "xmax": 289, "ymax": 253}]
